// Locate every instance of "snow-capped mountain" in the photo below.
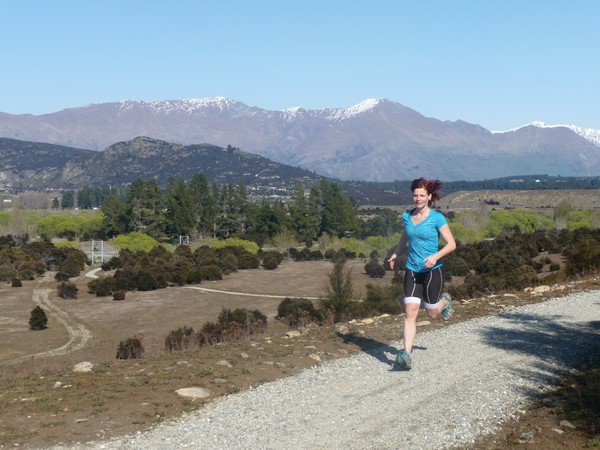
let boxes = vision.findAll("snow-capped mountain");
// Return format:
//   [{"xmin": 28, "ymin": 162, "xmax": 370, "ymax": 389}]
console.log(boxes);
[{"xmin": 0, "ymin": 98, "xmax": 598, "ymax": 182}]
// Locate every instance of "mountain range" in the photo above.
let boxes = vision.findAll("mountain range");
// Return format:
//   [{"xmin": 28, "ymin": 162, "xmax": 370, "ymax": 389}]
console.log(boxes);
[{"xmin": 1, "ymin": 97, "xmax": 599, "ymax": 182}]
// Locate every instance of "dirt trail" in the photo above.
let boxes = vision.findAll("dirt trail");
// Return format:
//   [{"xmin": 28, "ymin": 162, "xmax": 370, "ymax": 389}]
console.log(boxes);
[{"xmin": 0, "ymin": 288, "xmax": 92, "ymax": 366}]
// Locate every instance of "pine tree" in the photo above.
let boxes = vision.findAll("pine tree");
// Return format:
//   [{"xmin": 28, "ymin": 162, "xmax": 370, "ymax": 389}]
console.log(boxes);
[{"xmin": 29, "ymin": 306, "xmax": 48, "ymax": 330}]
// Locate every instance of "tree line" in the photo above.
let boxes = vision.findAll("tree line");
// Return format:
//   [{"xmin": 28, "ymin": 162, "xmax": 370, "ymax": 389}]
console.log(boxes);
[{"xmin": 97, "ymin": 174, "xmax": 358, "ymax": 245}]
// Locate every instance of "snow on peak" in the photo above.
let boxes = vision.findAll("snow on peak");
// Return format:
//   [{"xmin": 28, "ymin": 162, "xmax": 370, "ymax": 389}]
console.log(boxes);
[
  {"xmin": 493, "ymin": 121, "xmax": 600, "ymax": 146},
  {"xmin": 117, "ymin": 97, "xmax": 245, "ymax": 114},
  {"xmin": 324, "ymin": 98, "xmax": 384, "ymax": 121}
]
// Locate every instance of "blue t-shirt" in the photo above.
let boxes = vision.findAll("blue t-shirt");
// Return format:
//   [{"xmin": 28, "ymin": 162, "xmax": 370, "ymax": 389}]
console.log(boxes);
[{"xmin": 402, "ymin": 209, "xmax": 448, "ymax": 273}]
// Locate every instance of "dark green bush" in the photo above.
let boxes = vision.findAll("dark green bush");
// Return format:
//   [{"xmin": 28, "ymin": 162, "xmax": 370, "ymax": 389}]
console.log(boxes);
[
  {"xmin": 262, "ymin": 254, "xmax": 280, "ymax": 270},
  {"xmin": 116, "ymin": 336, "xmax": 144, "ymax": 359},
  {"xmin": 29, "ymin": 306, "xmax": 48, "ymax": 330},
  {"xmin": 199, "ymin": 264, "xmax": 223, "ymax": 281},
  {"xmin": 276, "ymin": 297, "xmax": 324, "ymax": 326},
  {"xmin": 135, "ymin": 270, "xmax": 158, "ymax": 291},
  {"xmin": 364, "ymin": 260, "xmax": 386, "ymax": 278},
  {"xmin": 88, "ymin": 276, "xmax": 116, "ymax": 297},
  {"xmin": 219, "ymin": 253, "xmax": 239, "ymax": 274},
  {"xmin": 112, "ymin": 290, "xmax": 126, "ymax": 301},
  {"xmin": 11, "ymin": 278, "xmax": 22, "ymax": 287},
  {"xmin": 238, "ymin": 253, "xmax": 260, "ymax": 269},
  {"xmin": 54, "ymin": 271, "xmax": 71, "ymax": 282},
  {"xmin": 58, "ymin": 281, "xmax": 78, "ymax": 299}
]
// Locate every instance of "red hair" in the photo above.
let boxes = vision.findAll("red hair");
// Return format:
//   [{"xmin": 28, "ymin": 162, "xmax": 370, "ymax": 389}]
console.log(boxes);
[{"xmin": 410, "ymin": 177, "xmax": 443, "ymax": 205}]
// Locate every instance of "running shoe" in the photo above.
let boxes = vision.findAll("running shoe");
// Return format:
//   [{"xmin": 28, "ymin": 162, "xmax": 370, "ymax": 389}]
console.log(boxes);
[
  {"xmin": 441, "ymin": 292, "xmax": 453, "ymax": 321},
  {"xmin": 395, "ymin": 349, "xmax": 412, "ymax": 370}
]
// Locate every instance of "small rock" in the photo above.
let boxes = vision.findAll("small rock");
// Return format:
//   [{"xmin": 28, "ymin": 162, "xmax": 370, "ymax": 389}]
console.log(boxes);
[
  {"xmin": 75, "ymin": 418, "xmax": 88, "ymax": 424},
  {"xmin": 53, "ymin": 381, "xmax": 63, "ymax": 389},
  {"xmin": 533, "ymin": 285, "xmax": 550, "ymax": 293},
  {"xmin": 308, "ymin": 354, "xmax": 321, "ymax": 362},
  {"xmin": 214, "ymin": 378, "xmax": 228, "ymax": 384},
  {"xmin": 175, "ymin": 387, "xmax": 210, "ymax": 399},
  {"xmin": 361, "ymin": 318, "xmax": 375, "ymax": 325},
  {"xmin": 551, "ymin": 428, "xmax": 564, "ymax": 434},
  {"xmin": 335, "ymin": 324, "xmax": 350, "ymax": 335},
  {"xmin": 216, "ymin": 360, "xmax": 232, "ymax": 368},
  {"xmin": 286, "ymin": 330, "xmax": 302, "ymax": 338},
  {"xmin": 73, "ymin": 362, "xmax": 94, "ymax": 373},
  {"xmin": 517, "ymin": 430, "xmax": 534, "ymax": 443},
  {"xmin": 559, "ymin": 420, "xmax": 576, "ymax": 429},
  {"xmin": 416, "ymin": 320, "xmax": 431, "ymax": 327},
  {"xmin": 240, "ymin": 352, "xmax": 249, "ymax": 359}
]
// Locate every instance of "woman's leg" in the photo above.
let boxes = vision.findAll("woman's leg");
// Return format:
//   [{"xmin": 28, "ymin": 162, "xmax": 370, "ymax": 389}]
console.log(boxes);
[
  {"xmin": 403, "ymin": 302, "xmax": 420, "ymax": 353},
  {"xmin": 423, "ymin": 267, "xmax": 447, "ymax": 319},
  {"xmin": 402, "ymin": 270, "xmax": 422, "ymax": 353}
]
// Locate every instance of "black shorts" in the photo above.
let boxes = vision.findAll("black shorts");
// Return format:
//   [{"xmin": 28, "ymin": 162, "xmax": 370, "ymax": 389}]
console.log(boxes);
[{"xmin": 403, "ymin": 267, "xmax": 444, "ymax": 310}]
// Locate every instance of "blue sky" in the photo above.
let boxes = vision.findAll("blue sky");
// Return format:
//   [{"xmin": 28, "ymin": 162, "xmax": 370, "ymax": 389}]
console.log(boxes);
[{"xmin": 1, "ymin": 0, "xmax": 598, "ymax": 131}]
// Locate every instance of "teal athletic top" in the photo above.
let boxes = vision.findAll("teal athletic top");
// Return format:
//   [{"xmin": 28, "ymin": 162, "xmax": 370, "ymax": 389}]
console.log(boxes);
[{"xmin": 398, "ymin": 209, "xmax": 448, "ymax": 273}]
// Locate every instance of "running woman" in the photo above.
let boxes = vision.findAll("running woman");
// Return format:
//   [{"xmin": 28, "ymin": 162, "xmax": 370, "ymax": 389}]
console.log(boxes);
[{"xmin": 387, "ymin": 177, "xmax": 456, "ymax": 369}]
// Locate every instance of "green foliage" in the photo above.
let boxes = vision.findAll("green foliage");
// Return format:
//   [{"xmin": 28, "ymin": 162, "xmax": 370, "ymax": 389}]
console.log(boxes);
[
  {"xmin": 111, "ymin": 232, "xmax": 160, "ymax": 252},
  {"xmin": 29, "ymin": 306, "xmax": 48, "ymax": 330},
  {"xmin": 11, "ymin": 278, "xmax": 22, "ymax": 287},
  {"xmin": 116, "ymin": 336, "xmax": 144, "ymax": 359},
  {"xmin": 0, "ymin": 211, "xmax": 11, "ymax": 226},
  {"xmin": 565, "ymin": 210, "xmax": 593, "ymax": 231},
  {"xmin": 485, "ymin": 209, "xmax": 553, "ymax": 237},
  {"xmin": 207, "ymin": 237, "xmax": 259, "ymax": 254},
  {"xmin": 112, "ymin": 290, "xmax": 126, "ymax": 301},
  {"xmin": 36, "ymin": 212, "xmax": 104, "ymax": 240}
]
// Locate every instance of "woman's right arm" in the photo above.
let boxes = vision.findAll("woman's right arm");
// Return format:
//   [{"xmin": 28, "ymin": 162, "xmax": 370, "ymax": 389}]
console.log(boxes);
[{"xmin": 388, "ymin": 233, "xmax": 408, "ymax": 270}]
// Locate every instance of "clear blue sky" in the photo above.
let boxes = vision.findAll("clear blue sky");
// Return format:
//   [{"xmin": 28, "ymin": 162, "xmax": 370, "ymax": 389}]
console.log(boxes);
[{"xmin": 1, "ymin": 0, "xmax": 598, "ymax": 131}]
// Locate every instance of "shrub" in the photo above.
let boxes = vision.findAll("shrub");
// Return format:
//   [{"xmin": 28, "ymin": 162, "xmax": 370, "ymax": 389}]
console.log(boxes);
[
  {"xmin": 54, "ymin": 271, "xmax": 71, "ymax": 282},
  {"xmin": 58, "ymin": 281, "xmax": 78, "ymax": 299},
  {"xmin": 199, "ymin": 264, "xmax": 223, "ymax": 281},
  {"xmin": 58, "ymin": 254, "xmax": 83, "ymax": 278},
  {"xmin": 321, "ymin": 258, "xmax": 354, "ymax": 323},
  {"xmin": 219, "ymin": 253, "xmax": 239, "ymax": 274},
  {"xmin": 116, "ymin": 336, "xmax": 144, "ymax": 359},
  {"xmin": 135, "ymin": 270, "xmax": 158, "ymax": 291},
  {"xmin": 185, "ymin": 269, "xmax": 203, "ymax": 284},
  {"xmin": 197, "ymin": 321, "xmax": 224, "ymax": 346},
  {"xmin": 355, "ymin": 283, "xmax": 403, "ymax": 317},
  {"xmin": 364, "ymin": 260, "xmax": 386, "ymax": 278},
  {"xmin": 217, "ymin": 307, "xmax": 267, "ymax": 340},
  {"xmin": 29, "ymin": 306, "xmax": 48, "ymax": 330},
  {"xmin": 238, "ymin": 253, "xmax": 260, "ymax": 269},
  {"xmin": 88, "ymin": 276, "xmax": 116, "ymax": 297},
  {"xmin": 164, "ymin": 326, "xmax": 196, "ymax": 353},
  {"xmin": 276, "ymin": 297, "xmax": 324, "ymax": 326},
  {"xmin": 11, "ymin": 278, "xmax": 22, "ymax": 287},
  {"xmin": 112, "ymin": 290, "xmax": 126, "ymax": 301},
  {"xmin": 262, "ymin": 253, "xmax": 280, "ymax": 270}
]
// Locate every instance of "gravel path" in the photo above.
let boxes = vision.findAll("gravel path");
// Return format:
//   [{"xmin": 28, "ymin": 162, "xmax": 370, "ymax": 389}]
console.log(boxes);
[{"xmin": 52, "ymin": 291, "xmax": 600, "ymax": 450}]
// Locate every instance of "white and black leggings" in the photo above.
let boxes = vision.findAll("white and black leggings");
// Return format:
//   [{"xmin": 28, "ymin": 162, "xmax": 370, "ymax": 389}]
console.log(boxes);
[{"xmin": 403, "ymin": 267, "xmax": 444, "ymax": 310}]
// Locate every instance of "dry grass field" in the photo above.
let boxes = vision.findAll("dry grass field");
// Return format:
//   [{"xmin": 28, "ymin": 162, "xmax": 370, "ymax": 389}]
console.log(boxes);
[{"xmin": 0, "ymin": 258, "xmax": 598, "ymax": 449}]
